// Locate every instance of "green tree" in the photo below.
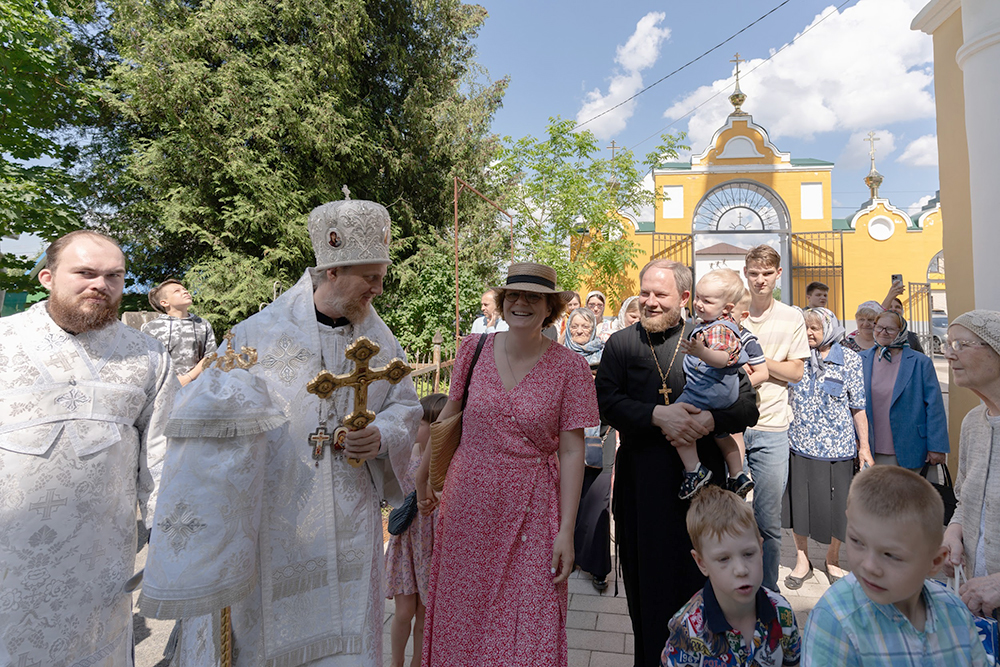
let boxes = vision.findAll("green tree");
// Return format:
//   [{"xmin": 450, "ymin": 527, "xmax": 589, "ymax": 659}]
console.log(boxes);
[
  {"xmin": 93, "ymin": 0, "xmax": 507, "ymax": 333},
  {"xmin": 492, "ymin": 117, "xmax": 686, "ymax": 309},
  {"xmin": 0, "ymin": 0, "xmax": 100, "ymax": 292}
]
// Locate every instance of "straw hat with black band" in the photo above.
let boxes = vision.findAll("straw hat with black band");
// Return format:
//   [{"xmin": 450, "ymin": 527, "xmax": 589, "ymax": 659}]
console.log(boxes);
[{"xmin": 493, "ymin": 262, "xmax": 576, "ymax": 302}]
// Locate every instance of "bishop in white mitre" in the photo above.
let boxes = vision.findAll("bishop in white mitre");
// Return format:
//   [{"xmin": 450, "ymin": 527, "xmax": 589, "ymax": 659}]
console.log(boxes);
[
  {"xmin": 141, "ymin": 197, "xmax": 421, "ymax": 667},
  {"xmin": 0, "ymin": 231, "xmax": 176, "ymax": 667}
]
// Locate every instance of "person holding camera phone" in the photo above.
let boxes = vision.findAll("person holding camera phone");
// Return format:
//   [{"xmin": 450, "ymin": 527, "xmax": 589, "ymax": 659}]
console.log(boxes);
[{"xmin": 880, "ymin": 275, "xmax": 926, "ymax": 354}]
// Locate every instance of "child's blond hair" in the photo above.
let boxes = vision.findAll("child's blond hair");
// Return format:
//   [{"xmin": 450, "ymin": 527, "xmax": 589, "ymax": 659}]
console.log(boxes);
[
  {"xmin": 686, "ymin": 485, "xmax": 760, "ymax": 553},
  {"xmin": 698, "ymin": 268, "xmax": 745, "ymax": 308},
  {"xmin": 735, "ymin": 290, "xmax": 752, "ymax": 316},
  {"xmin": 848, "ymin": 466, "xmax": 944, "ymax": 547}
]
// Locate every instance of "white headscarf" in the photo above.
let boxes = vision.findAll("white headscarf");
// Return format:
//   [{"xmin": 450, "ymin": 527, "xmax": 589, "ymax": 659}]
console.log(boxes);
[{"xmin": 615, "ymin": 296, "xmax": 639, "ymax": 330}]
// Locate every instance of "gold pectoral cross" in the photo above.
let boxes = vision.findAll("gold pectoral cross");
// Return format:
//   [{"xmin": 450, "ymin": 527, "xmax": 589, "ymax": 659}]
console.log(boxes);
[
  {"xmin": 306, "ymin": 337, "xmax": 413, "ymax": 467},
  {"xmin": 659, "ymin": 384, "xmax": 671, "ymax": 404}
]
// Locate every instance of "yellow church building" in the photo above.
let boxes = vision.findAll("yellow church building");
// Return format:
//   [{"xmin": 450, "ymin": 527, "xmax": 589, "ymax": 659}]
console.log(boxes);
[{"xmin": 622, "ymin": 76, "xmax": 944, "ymax": 340}]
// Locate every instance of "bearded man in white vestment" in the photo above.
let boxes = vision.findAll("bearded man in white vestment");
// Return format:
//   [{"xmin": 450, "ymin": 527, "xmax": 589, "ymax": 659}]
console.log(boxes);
[
  {"xmin": 0, "ymin": 230, "xmax": 176, "ymax": 666},
  {"xmin": 162, "ymin": 198, "xmax": 421, "ymax": 667}
]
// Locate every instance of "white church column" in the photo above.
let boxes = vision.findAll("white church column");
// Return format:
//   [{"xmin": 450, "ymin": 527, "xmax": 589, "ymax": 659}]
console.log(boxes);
[{"xmin": 958, "ymin": 0, "xmax": 1000, "ymax": 310}]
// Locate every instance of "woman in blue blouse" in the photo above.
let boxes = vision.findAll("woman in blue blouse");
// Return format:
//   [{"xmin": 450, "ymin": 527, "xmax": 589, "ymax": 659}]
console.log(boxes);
[{"xmin": 783, "ymin": 308, "xmax": 873, "ymax": 589}]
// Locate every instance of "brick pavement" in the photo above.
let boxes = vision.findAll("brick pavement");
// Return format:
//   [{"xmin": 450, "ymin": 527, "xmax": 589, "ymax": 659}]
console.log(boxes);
[{"xmin": 381, "ymin": 527, "xmax": 840, "ymax": 667}]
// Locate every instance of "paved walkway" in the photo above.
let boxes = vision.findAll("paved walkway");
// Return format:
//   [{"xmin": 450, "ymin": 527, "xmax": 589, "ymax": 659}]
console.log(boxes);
[{"xmin": 381, "ymin": 527, "xmax": 840, "ymax": 667}]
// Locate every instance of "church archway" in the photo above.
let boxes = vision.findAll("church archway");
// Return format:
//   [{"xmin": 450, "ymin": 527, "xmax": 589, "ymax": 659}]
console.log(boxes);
[{"xmin": 692, "ymin": 180, "xmax": 791, "ymax": 300}]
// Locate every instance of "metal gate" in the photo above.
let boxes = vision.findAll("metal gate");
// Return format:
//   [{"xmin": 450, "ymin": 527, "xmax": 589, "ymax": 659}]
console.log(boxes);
[
  {"xmin": 790, "ymin": 232, "xmax": 846, "ymax": 321},
  {"xmin": 907, "ymin": 282, "xmax": 933, "ymax": 354},
  {"xmin": 652, "ymin": 233, "xmax": 694, "ymax": 271},
  {"xmin": 651, "ymin": 233, "xmax": 694, "ymax": 305}
]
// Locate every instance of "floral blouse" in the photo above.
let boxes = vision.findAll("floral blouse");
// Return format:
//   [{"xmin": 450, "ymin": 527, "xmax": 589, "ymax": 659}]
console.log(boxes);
[{"xmin": 788, "ymin": 343, "xmax": 866, "ymax": 460}]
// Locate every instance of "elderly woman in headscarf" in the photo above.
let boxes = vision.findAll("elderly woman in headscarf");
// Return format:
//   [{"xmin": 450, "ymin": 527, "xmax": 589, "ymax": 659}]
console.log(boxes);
[
  {"xmin": 782, "ymin": 307, "xmax": 873, "ymax": 589},
  {"xmin": 861, "ymin": 309, "xmax": 948, "ymax": 472},
  {"xmin": 562, "ymin": 306, "xmax": 614, "ymax": 590},
  {"xmin": 941, "ymin": 311, "xmax": 1000, "ymax": 617},
  {"xmin": 843, "ymin": 300, "xmax": 883, "ymax": 352},
  {"xmin": 564, "ymin": 307, "xmax": 604, "ymax": 369}
]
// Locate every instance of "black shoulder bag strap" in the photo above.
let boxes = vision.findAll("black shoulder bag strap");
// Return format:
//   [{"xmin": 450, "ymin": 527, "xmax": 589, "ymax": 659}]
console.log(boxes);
[{"xmin": 461, "ymin": 334, "xmax": 489, "ymax": 410}]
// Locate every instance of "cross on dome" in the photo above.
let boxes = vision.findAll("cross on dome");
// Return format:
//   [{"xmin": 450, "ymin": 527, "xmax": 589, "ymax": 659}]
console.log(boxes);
[{"xmin": 729, "ymin": 53, "xmax": 748, "ymax": 115}]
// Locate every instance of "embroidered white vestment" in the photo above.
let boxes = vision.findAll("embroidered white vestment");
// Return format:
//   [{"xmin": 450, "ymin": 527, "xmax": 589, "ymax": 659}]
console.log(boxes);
[
  {"xmin": 0, "ymin": 302, "xmax": 176, "ymax": 667},
  {"xmin": 162, "ymin": 271, "xmax": 420, "ymax": 667}
]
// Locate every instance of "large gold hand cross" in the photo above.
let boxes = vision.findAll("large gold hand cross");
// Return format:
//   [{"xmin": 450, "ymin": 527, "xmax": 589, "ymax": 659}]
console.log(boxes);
[{"xmin": 306, "ymin": 337, "xmax": 413, "ymax": 466}]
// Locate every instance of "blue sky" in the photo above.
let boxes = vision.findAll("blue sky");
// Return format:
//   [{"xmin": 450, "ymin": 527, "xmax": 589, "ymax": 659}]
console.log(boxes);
[
  {"xmin": 475, "ymin": 0, "xmax": 940, "ymax": 221},
  {"xmin": 2, "ymin": 0, "xmax": 939, "ymax": 259}
]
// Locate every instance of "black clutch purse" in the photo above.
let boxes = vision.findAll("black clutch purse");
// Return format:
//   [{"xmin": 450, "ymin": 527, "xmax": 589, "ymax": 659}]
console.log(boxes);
[{"xmin": 387, "ymin": 491, "xmax": 419, "ymax": 536}]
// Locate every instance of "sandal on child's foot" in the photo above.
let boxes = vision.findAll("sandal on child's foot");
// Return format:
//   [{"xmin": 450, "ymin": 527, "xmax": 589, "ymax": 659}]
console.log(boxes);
[
  {"xmin": 679, "ymin": 464, "xmax": 713, "ymax": 500},
  {"xmin": 727, "ymin": 472, "xmax": 755, "ymax": 499}
]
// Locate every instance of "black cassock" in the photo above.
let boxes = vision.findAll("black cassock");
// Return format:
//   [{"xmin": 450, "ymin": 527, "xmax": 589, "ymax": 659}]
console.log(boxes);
[{"xmin": 595, "ymin": 320, "xmax": 759, "ymax": 667}]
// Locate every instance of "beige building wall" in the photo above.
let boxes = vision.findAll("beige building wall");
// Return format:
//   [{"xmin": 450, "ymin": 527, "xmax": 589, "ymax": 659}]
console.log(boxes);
[{"xmin": 913, "ymin": 2, "xmax": 980, "ymax": 466}]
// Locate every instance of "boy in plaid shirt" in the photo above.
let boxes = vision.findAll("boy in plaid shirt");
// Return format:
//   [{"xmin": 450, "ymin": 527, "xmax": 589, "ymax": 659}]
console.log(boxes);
[
  {"xmin": 802, "ymin": 466, "xmax": 988, "ymax": 666},
  {"xmin": 675, "ymin": 268, "xmax": 753, "ymax": 499}
]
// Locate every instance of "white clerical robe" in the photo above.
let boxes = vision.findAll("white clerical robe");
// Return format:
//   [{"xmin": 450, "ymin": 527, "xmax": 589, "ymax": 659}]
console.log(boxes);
[
  {"xmin": 0, "ymin": 302, "xmax": 176, "ymax": 667},
  {"xmin": 161, "ymin": 271, "xmax": 420, "ymax": 667}
]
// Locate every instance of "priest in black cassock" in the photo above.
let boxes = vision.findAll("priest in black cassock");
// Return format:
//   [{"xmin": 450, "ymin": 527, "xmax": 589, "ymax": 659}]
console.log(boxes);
[{"xmin": 595, "ymin": 259, "xmax": 759, "ymax": 667}]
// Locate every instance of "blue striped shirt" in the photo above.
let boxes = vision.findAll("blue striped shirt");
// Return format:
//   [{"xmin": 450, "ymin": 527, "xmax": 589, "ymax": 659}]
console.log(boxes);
[{"xmin": 802, "ymin": 574, "xmax": 989, "ymax": 666}]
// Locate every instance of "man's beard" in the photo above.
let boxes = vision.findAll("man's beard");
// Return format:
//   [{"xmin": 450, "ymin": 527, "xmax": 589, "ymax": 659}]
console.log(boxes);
[
  {"xmin": 640, "ymin": 305, "xmax": 681, "ymax": 333},
  {"xmin": 47, "ymin": 289, "xmax": 121, "ymax": 334},
  {"xmin": 326, "ymin": 292, "xmax": 370, "ymax": 324}
]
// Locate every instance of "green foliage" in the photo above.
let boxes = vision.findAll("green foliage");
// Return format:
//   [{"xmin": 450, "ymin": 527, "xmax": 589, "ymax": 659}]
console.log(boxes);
[
  {"xmin": 492, "ymin": 118, "xmax": 687, "ymax": 310},
  {"xmin": 93, "ymin": 0, "xmax": 508, "ymax": 333},
  {"xmin": 0, "ymin": 0, "xmax": 99, "ymax": 292},
  {"xmin": 380, "ymin": 211, "xmax": 507, "ymax": 353}
]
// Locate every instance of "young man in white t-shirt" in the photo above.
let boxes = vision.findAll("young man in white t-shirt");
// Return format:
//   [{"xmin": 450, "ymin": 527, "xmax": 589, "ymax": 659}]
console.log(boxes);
[{"xmin": 741, "ymin": 245, "xmax": 811, "ymax": 592}]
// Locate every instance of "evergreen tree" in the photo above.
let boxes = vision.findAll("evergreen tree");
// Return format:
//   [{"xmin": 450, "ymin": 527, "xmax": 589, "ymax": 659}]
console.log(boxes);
[
  {"xmin": 1, "ymin": 0, "xmax": 101, "ymax": 291},
  {"xmin": 94, "ymin": 0, "xmax": 507, "ymax": 331}
]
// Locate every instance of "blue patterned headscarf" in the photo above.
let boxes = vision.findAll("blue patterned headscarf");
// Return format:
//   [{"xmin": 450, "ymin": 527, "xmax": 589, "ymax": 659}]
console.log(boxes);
[
  {"xmin": 804, "ymin": 307, "xmax": 845, "ymax": 370},
  {"xmin": 874, "ymin": 311, "xmax": 910, "ymax": 362}
]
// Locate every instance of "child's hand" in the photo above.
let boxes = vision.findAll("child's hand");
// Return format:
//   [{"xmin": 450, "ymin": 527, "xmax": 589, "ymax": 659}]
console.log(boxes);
[
  {"xmin": 678, "ymin": 335, "xmax": 707, "ymax": 359},
  {"xmin": 417, "ymin": 484, "xmax": 439, "ymax": 515}
]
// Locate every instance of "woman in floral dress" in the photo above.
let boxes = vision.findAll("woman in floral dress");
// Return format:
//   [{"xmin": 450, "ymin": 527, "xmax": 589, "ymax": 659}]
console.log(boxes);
[
  {"xmin": 419, "ymin": 262, "xmax": 599, "ymax": 667},
  {"xmin": 782, "ymin": 307, "xmax": 873, "ymax": 589}
]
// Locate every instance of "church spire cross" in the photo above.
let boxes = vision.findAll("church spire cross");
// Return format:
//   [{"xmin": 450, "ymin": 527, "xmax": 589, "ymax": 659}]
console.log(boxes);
[
  {"xmin": 863, "ymin": 131, "xmax": 885, "ymax": 199},
  {"xmin": 728, "ymin": 53, "xmax": 748, "ymax": 115},
  {"xmin": 865, "ymin": 131, "xmax": 880, "ymax": 165},
  {"xmin": 607, "ymin": 140, "xmax": 619, "ymax": 160},
  {"xmin": 731, "ymin": 53, "xmax": 746, "ymax": 83}
]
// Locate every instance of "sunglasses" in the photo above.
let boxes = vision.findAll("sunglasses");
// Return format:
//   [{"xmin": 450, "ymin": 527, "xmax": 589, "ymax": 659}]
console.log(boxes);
[{"xmin": 503, "ymin": 290, "xmax": 543, "ymax": 304}]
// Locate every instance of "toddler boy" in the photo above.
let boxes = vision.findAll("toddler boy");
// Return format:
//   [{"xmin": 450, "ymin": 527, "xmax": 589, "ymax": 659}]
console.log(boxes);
[
  {"xmin": 661, "ymin": 485, "xmax": 801, "ymax": 666},
  {"xmin": 802, "ymin": 466, "xmax": 989, "ymax": 666},
  {"xmin": 676, "ymin": 268, "xmax": 753, "ymax": 499}
]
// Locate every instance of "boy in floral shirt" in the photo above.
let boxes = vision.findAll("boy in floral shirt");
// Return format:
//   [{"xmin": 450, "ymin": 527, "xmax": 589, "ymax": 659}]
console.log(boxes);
[{"xmin": 661, "ymin": 485, "xmax": 801, "ymax": 666}]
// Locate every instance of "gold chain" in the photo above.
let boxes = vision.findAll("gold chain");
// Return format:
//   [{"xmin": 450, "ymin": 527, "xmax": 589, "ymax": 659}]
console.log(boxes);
[{"xmin": 646, "ymin": 327, "xmax": 682, "ymax": 404}]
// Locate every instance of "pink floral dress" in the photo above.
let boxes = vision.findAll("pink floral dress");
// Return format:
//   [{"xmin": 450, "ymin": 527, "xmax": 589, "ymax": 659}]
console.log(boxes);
[
  {"xmin": 385, "ymin": 447, "xmax": 435, "ymax": 601},
  {"xmin": 421, "ymin": 334, "xmax": 599, "ymax": 667}
]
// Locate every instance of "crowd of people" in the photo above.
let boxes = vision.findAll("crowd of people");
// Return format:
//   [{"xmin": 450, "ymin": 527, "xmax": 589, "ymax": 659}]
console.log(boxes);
[{"xmin": 2, "ymin": 202, "xmax": 999, "ymax": 667}]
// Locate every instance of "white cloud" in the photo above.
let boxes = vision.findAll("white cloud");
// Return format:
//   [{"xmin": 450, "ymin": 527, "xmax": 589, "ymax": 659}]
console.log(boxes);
[
  {"xmin": 906, "ymin": 194, "xmax": 933, "ymax": 216},
  {"xmin": 898, "ymin": 134, "xmax": 938, "ymax": 166},
  {"xmin": 838, "ymin": 130, "xmax": 896, "ymax": 170},
  {"xmin": 576, "ymin": 12, "xmax": 671, "ymax": 139},
  {"xmin": 663, "ymin": 0, "xmax": 934, "ymax": 151}
]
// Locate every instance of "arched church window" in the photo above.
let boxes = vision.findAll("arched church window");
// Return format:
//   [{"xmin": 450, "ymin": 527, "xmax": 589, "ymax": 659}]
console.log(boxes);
[{"xmin": 692, "ymin": 181, "xmax": 790, "ymax": 232}]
